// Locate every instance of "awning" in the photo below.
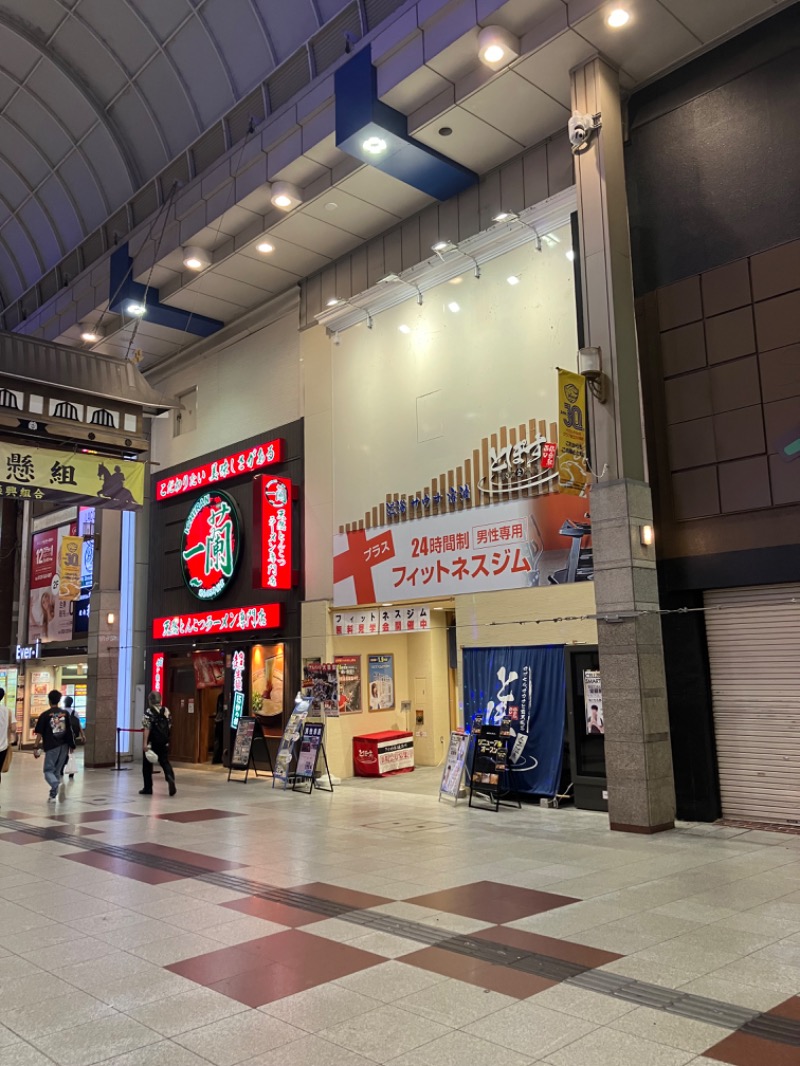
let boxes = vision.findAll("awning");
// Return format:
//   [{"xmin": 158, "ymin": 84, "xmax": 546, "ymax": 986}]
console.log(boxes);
[{"xmin": 0, "ymin": 331, "xmax": 179, "ymax": 413}]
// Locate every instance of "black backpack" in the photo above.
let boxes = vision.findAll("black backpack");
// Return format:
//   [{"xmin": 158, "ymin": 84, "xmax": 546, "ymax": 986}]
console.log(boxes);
[{"xmin": 148, "ymin": 708, "xmax": 171, "ymax": 744}]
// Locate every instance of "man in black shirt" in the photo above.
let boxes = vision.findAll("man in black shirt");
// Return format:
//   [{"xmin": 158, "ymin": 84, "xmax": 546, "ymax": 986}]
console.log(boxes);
[{"xmin": 33, "ymin": 691, "xmax": 75, "ymax": 802}]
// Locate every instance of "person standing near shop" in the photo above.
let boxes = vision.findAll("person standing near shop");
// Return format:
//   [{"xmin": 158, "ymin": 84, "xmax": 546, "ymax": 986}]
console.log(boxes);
[
  {"xmin": 140, "ymin": 691, "xmax": 176, "ymax": 796},
  {"xmin": 62, "ymin": 696, "xmax": 85, "ymax": 781},
  {"xmin": 0, "ymin": 688, "xmax": 16, "ymax": 799},
  {"xmin": 33, "ymin": 691, "xmax": 76, "ymax": 802}
]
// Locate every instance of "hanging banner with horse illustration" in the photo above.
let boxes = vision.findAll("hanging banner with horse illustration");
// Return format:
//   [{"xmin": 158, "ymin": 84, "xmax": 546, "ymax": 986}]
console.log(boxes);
[{"xmin": 0, "ymin": 442, "xmax": 144, "ymax": 508}]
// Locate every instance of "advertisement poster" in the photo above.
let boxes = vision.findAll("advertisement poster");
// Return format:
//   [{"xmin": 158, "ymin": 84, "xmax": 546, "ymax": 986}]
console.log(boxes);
[
  {"xmin": 368, "ymin": 654, "xmax": 394, "ymax": 711},
  {"xmin": 29, "ymin": 527, "xmax": 73, "ymax": 643},
  {"xmin": 462, "ymin": 646, "xmax": 565, "ymax": 797},
  {"xmin": 334, "ymin": 656, "xmax": 362, "ymax": 713},
  {"xmin": 251, "ymin": 644, "xmax": 284, "ymax": 717},
  {"xmin": 192, "ymin": 651, "xmax": 225, "ymax": 689},
  {"xmin": 557, "ymin": 368, "xmax": 588, "ymax": 496},
  {"xmin": 333, "ymin": 494, "xmax": 590, "ymax": 607},
  {"xmin": 231, "ymin": 717, "xmax": 256, "ymax": 769},
  {"xmin": 0, "ymin": 442, "xmax": 144, "ymax": 507},
  {"xmin": 301, "ymin": 662, "xmax": 339, "ymax": 717},
  {"xmin": 58, "ymin": 535, "xmax": 82, "ymax": 601},
  {"xmin": 440, "ymin": 732, "xmax": 470, "ymax": 799},
  {"xmin": 472, "ymin": 726, "xmax": 507, "ymax": 788},
  {"xmin": 583, "ymin": 670, "xmax": 604, "ymax": 735},
  {"xmin": 296, "ymin": 722, "xmax": 324, "ymax": 778},
  {"xmin": 273, "ymin": 699, "xmax": 310, "ymax": 787}
]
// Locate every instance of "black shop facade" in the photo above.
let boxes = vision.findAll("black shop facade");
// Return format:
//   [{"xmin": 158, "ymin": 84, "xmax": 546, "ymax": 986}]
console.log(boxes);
[{"xmin": 147, "ymin": 421, "xmax": 302, "ymax": 767}]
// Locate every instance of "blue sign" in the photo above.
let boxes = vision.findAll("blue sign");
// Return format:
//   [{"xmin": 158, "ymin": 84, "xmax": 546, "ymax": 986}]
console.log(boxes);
[{"xmin": 462, "ymin": 645, "xmax": 565, "ymax": 797}]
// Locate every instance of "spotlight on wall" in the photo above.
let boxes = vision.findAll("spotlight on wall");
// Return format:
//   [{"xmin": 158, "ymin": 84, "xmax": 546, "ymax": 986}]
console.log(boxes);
[
  {"xmin": 577, "ymin": 345, "xmax": 607, "ymax": 403},
  {"xmin": 566, "ymin": 249, "xmax": 576, "ymax": 262},
  {"xmin": 640, "ymin": 524, "xmax": 654, "ymax": 547},
  {"xmin": 493, "ymin": 211, "xmax": 516, "ymax": 222},
  {"xmin": 80, "ymin": 324, "xmax": 104, "ymax": 343},
  {"xmin": 107, "ymin": 612, "xmax": 116, "ymax": 625},
  {"xmin": 271, "ymin": 181, "xmax": 302, "ymax": 211},
  {"xmin": 327, "ymin": 298, "xmax": 341, "ymax": 307},
  {"xmin": 182, "ymin": 246, "xmax": 211, "ymax": 271},
  {"xmin": 126, "ymin": 302, "xmax": 146, "ymax": 317},
  {"xmin": 478, "ymin": 25, "xmax": 520, "ymax": 69}
]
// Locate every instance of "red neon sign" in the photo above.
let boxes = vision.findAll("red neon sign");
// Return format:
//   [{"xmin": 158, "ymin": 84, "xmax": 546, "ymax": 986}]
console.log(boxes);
[
  {"xmin": 181, "ymin": 491, "xmax": 241, "ymax": 601},
  {"xmin": 152, "ymin": 653, "xmax": 165, "ymax": 695},
  {"xmin": 153, "ymin": 603, "xmax": 282, "ymax": 640},
  {"xmin": 253, "ymin": 475, "xmax": 294, "ymax": 590},
  {"xmin": 156, "ymin": 438, "xmax": 285, "ymax": 502}
]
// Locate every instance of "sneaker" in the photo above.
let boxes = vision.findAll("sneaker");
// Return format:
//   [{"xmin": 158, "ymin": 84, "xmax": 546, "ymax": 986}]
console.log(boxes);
[{"xmin": 48, "ymin": 794, "xmax": 57, "ymax": 803}]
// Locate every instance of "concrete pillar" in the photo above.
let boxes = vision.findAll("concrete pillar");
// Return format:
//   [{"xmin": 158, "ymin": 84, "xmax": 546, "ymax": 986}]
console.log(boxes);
[
  {"xmin": 571, "ymin": 57, "xmax": 676, "ymax": 832},
  {"xmin": 85, "ymin": 509, "xmax": 121, "ymax": 768}
]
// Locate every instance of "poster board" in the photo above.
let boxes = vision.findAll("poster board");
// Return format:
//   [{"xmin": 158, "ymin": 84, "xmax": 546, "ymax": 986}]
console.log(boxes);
[
  {"xmin": 439, "ymin": 731, "xmax": 470, "ymax": 802},
  {"xmin": 334, "ymin": 655, "xmax": 362, "ymax": 713},
  {"xmin": 583, "ymin": 670, "xmax": 604, "ymax": 735},
  {"xmin": 295, "ymin": 721, "xmax": 324, "ymax": 778},
  {"xmin": 301, "ymin": 662, "xmax": 339, "ymax": 717},
  {"xmin": 230, "ymin": 716, "xmax": 256, "ymax": 770},
  {"xmin": 272, "ymin": 699, "xmax": 310, "ymax": 788},
  {"xmin": 367, "ymin": 654, "xmax": 394, "ymax": 710}
]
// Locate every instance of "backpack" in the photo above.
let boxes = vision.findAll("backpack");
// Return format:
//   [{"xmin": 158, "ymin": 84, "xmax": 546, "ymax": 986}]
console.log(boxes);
[{"xmin": 148, "ymin": 708, "xmax": 171, "ymax": 744}]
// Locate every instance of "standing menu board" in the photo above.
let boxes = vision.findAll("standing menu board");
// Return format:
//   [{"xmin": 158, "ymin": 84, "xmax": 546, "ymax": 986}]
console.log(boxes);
[
  {"xmin": 272, "ymin": 699, "xmax": 310, "ymax": 788},
  {"xmin": 230, "ymin": 717, "xmax": 256, "ymax": 770},
  {"xmin": 296, "ymin": 722, "xmax": 324, "ymax": 779},
  {"xmin": 439, "ymin": 732, "xmax": 470, "ymax": 802}
]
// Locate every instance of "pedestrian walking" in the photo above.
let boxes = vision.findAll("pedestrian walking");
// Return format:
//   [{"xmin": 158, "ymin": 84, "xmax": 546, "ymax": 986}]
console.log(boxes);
[
  {"xmin": 140, "ymin": 691, "xmax": 176, "ymax": 796},
  {"xmin": 0, "ymin": 688, "xmax": 16, "ymax": 802},
  {"xmin": 62, "ymin": 696, "xmax": 85, "ymax": 781},
  {"xmin": 33, "ymin": 691, "xmax": 76, "ymax": 802}
]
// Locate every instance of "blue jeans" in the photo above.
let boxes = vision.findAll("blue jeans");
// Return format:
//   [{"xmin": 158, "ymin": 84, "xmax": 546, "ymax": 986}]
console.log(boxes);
[{"xmin": 43, "ymin": 746, "xmax": 70, "ymax": 795}]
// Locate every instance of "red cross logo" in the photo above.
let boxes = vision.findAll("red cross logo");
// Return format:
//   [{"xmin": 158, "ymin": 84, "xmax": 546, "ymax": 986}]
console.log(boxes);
[{"xmin": 333, "ymin": 529, "xmax": 395, "ymax": 604}]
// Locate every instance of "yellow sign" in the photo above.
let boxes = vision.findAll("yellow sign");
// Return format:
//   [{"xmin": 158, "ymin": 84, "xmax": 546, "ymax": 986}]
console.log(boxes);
[
  {"xmin": 58, "ymin": 535, "xmax": 83, "ymax": 601},
  {"xmin": 0, "ymin": 443, "xmax": 144, "ymax": 508},
  {"xmin": 557, "ymin": 369, "xmax": 588, "ymax": 496}
]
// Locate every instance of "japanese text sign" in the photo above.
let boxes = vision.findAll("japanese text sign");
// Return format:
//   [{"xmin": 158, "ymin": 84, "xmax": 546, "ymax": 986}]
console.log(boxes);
[
  {"xmin": 0, "ymin": 442, "xmax": 144, "ymax": 508},
  {"xmin": 253, "ymin": 475, "xmax": 293, "ymax": 590},
  {"xmin": 153, "ymin": 603, "xmax": 282, "ymax": 640},
  {"xmin": 156, "ymin": 438, "xmax": 284, "ymax": 501},
  {"xmin": 181, "ymin": 490, "xmax": 241, "ymax": 601},
  {"xmin": 557, "ymin": 369, "xmax": 588, "ymax": 496},
  {"xmin": 58, "ymin": 535, "xmax": 83, "ymax": 601},
  {"xmin": 334, "ymin": 606, "xmax": 431, "ymax": 636}
]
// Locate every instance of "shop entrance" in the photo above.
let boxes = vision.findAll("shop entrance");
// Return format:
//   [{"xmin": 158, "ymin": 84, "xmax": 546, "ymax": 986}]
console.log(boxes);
[
  {"xmin": 163, "ymin": 655, "xmax": 222, "ymax": 764},
  {"xmin": 21, "ymin": 657, "xmax": 87, "ymax": 745}
]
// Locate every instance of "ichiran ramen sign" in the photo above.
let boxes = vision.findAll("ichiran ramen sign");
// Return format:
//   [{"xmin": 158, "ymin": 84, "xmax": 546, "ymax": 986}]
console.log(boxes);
[{"xmin": 181, "ymin": 490, "xmax": 242, "ymax": 600}]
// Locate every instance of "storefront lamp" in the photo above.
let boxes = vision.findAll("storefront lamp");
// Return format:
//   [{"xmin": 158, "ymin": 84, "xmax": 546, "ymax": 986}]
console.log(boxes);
[
  {"xmin": 640, "ymin": 525, "xmax": 654, "ymax": 547},
  {"xmin": 578, "ymin": 346, "xmax": 607, "ymax": 403},
  {"xmin": 107, "ymin": 612, "xmax": 115, "ymax": 625}
]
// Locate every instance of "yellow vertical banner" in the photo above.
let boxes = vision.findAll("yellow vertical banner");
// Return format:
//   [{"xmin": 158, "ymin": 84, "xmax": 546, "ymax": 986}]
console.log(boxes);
[
  {"xmin": 557, "ymin": 368, "xmax": 588, "ymax": 496},
  {"xmin": 58, "ymin": 535, "xmax": 83, "ymax": 601}
]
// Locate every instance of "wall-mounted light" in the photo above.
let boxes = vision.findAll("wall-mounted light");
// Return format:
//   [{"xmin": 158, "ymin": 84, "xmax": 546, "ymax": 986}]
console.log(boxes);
[
  {"xmin": 327, "ymin": 298, "xmax": 341, "ymax": 307},
  {"xmin": 578, "ymin": 346, "xmax": 607, "ymax": 403},
  {"xmin": 107, "ymin": 612, "xmax": 116, "ymax": 625},
  {"xmin": 478, "ymin": 25, "xmax": 520, "ymax": 69},
  {"xmin": 125, "ymin": 302, "xmax": 146, "ymax": 317},
  {"xmin": 640, "ymin": 525, "xmax": 654, "ymax": 547},
  {"xmin": 271, "ymin": 181, "xmax": 302, "ymax": 211},
  {"xmin": 182, "ymin": 246, "xmax": 211, "ymax": 271},
  {"xmin": 80, "ymin": 324, "xmax": 104, "ymax": 343},
  {"xmin": 432, "ymin": 240, "xmax": 453, "ymax": 256}
]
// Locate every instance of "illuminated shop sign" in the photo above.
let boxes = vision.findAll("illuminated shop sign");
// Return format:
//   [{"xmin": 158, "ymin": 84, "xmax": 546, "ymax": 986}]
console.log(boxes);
[
  {"xmin": 230, "ymin": 649, "xmax": 246, "ymax": 729},
  {"xmin": 153, "ymin": 603, "xmax": 282, "ymax": 640},
  {"xmin": 152, "ymin": 653, "xmax": 165, "ymax": 696},
  {"xmin": 181, "ymin": 490, "xmax": 242, "ymax": 601},
  {"xmin": 156, "ymin": 438, "xmax": 285, "ymax": 501},
  {"xmin": 15, "ymin": 640, "xmax": 41, "ymax": 662},
  {"xmin": 253, "ymin": 475, "xmax": 294, "ymax": 590}
]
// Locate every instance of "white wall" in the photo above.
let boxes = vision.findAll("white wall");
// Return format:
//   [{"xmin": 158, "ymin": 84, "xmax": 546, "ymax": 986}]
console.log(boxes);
[{"xmin": 149, "ymin": 291, "xmax": 301, "ymax": 471}]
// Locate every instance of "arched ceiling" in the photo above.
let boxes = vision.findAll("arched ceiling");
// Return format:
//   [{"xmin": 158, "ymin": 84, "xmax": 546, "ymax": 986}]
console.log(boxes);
[{"xmin": 0, "ymin": 0, "xmax": 355, "ymax": 305}]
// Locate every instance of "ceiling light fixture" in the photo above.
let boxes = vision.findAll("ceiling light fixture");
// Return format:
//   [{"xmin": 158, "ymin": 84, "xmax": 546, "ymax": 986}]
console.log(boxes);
[
  {"xmin": 398, "ymin": 324, "xmax": 411, "ymax": 334},
  {"xmin": 432, "ymin": 240, "xmax": 452, "ymax": 254},
  {"xmin": 447, "ymin": 301, "xmax": 460, "ymax": 313},
  {"xmin": 362, "ymin": 135, "xmax": 387, "ymax": 155},
  {"xmin": 182, "ymin": 246, "xmax": 211, "ymax": 271},
  {"xmin": 493, "ymin": 211, "xmax": 515, "ymax": 222},
  {"xmin": 80, "ymin": 324, "xmax": 103, "ymax": 343},
  {"xmin": 478, "ymin": 25, "xmax": 520, "ymax": 69},
  {"xmin": 606, "ymin": 7, "xmax": 630, "ymax": 28},
  {"xmin": 566, "ymin": 250, "xmax": 576, "ymax": 262},
  {"xmin": 327, "ymin": 298, "xmax": 341, "ymax": 307},
  {"xmin": 507, "ymin": 275, "xmax": 520, "ymax": 286},
  {"xmin": 126, "ymin": 302, "xmax": 146, "ymax": 317},
  {"xmin": 256, "ymin": 241, "xmax": 274, "ymax": 254},
  {"xmin": 271, "ymin": 181, "xmax": 302, "ymax": 211}
]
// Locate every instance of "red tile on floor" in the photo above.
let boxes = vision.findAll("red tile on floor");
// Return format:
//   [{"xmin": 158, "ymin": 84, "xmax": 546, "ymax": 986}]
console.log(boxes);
[
  {"xmin": 291, "ymin": 882, "xmax": 392, "ymax": 910},
  {"xmin": 63, "ymin": 850, "xmax": 184, "ymax": 884},
  {"xmin": 407, "ymin": 882, "xmax": 577, "ymax": 924},
  {"xmin": 474, "ymin": 925, "xmax": 623, "ymax": 969},
  {"xmin": 769, "ymin": 996, "xmax": 800, "ymax": 1022},
  {"xmin": 50, "ymin": 809, "xmax": 142, "ymax": 823},
  {"xmin": 154, "ymin": 808, "xmax": 245, "ymax": 823},
  {"xmin": 403, "ymin": 945, "xmax": 555, "ymax": 999},
  {"xmin": 704, "ymin": 1031, "xmax": 800, "ymax": 1066},
  {"xmin": 168, "ymin": 941, "xmax": 275, "ymax": 984},
  {"xmin": 220, "ymin": 896, "xmax": 323, "ymax": 927},
  {"xmin": 0, "ymin": 825, "xmax": 101, "ymax": 844},
  {"xmin": 130, "ymin": 842, "xmax": 246, "ymax": 871},
  {"xmin": 0, "ymin": 810, "xmax": 34, "ymax": 820},
  {"xmin": 207, "ymin": 962, "xmax": 322, "ymax": 1008}
]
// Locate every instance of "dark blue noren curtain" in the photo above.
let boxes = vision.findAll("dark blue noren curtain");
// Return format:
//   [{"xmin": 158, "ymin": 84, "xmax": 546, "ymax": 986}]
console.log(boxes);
[{"xmin": 462, "ymin": 645, "xmax": 565, "ymax": 797}]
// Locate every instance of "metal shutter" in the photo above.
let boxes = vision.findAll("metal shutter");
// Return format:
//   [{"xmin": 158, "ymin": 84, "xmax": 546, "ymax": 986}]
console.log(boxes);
[{"xmin": 704, "ymin": 584, "xmax": 800, "ymax": 825}]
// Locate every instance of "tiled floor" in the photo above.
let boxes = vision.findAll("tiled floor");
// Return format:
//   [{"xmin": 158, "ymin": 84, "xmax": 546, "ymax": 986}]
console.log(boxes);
[{"xmin": 0, "ymin": 759, "xmax": 798, "ymax": 1065}]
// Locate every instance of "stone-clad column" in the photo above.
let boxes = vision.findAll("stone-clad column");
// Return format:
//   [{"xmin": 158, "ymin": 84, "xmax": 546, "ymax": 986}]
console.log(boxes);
[
  {"xmin": 85, "ymin": 509, "xmax": 121, "ymax": 768},
  {"xmin": 571, "ymin": 57, "xmax": 676, "ymax": 831}
]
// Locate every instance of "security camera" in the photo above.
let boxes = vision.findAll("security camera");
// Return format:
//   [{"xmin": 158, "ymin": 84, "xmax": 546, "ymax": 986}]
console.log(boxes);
[{"xmin": 568, "ymin": 112, "xmax": 593, "ymax": 148}]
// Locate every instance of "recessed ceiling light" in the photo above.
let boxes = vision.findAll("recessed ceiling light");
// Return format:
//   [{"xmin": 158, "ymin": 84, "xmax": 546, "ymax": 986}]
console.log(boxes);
[
  {"xmin": 606, "ymin": 7, "xmax": 630, "ymax": 27},
  {"xmin": 566, "ymin": 250, "xmax": 576, "ymax": 262},
  {"xmin": 80, "ymin": 325, "xmax": 103, "ymax": 343},
  {"xmin": 270, "ymin": 181, "xmax": 302, "ymax": 211},
  {"xmin": 447, "ymin": 301, "xmax": 460, "ymax": 313},
  {"xmin": 182, "ymin": 245, "xmax": 210, "ymax": 271},
  {"xmin": 126, "ymin": 302, "xmax": 146, "ymax": 316},
  {"xmin": 507, "ymin": 275, "xmax": 520, "ymax": 286},
  {"xmin": 477, "ymin": 26, "xmax": 520, "ymax": 69},
  {"xmin": 324, "ymin": 202, "xmax": 338, "ymax": 212},
  {"xmin": 362, "ymin": 136, "xmax": 387, "ymax": 155},
  {"xmin": 256, "ymin": 241, "xmax": 274, "ymax": 254},
  {"xmin": 398, "ymin": 324, "xmax": 411, "ymax": 334}
]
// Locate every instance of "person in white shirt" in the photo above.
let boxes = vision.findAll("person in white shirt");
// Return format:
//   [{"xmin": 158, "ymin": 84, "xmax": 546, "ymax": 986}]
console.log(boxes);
[{"xmin": 0, "ymin": 688, "xmax": 17, "ymax": 799}]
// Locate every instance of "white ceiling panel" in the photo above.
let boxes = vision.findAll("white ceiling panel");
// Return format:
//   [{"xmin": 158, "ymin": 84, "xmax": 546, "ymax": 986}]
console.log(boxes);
[
  {"xmin": 272, "ymin": 155, "xmax": 330, "ymax": 188},
  {"xmin": 424, "ymin": 31, "xmax": 481, "ymax": 84},
  {"xmin": 305, "ymin": 133, "xmax": 353, "ymax": 170},
  {"xmin": 515, "ymin": 28, "xmax": 603, "ymax": 107},
  {"xmin": 381, "ymin": 65, "xmax": 452, "ymax": 115},
  {"xmin": 413, "ymin": 105, "xmax": 524, "ymax": 171},
  {"xmin": 303, "ymin": 189, "xmax": 401, "ymax": 239},
  {"xmin": 215, "ymin": 254, "xmax": 301, "ymax": 289},
  {"xmin": 480, "ymin": 0, "xmax": 565, "ymax": 35},
  {"xmin": 459, "ymin": 70, "xmax": 569, "ymax": 147},
  {"xmin": 239, "ymin": 237, "xmax": 331, "ymax": 276},
  {"xmin": 181, "ymin": 272, "xmax": 272, "ymax": 304},
  {"xmin": 337, "ymin": 167, "xmax": 434, "ymax": 217},
  {"xmin": 162, "ymin": 289, "xmax": 246, "ymax": 321},
  {"xmin": 268, "ymin": 212, "xmax": 363, "ymax": 259},
  {"xmin": 660, "ymin": 0, "xmax": 780, "ymax": 44}
]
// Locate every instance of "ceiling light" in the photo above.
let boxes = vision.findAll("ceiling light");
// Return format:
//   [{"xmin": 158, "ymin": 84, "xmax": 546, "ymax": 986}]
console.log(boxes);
[
  {"xmin": 256, "ymin": 241, "xmax": 274, "ymax": 254},
  {"xmin": 398, "ymin": 324, "xmax": 411, "ymax": 334},
  {"xmin": 362, "ymin": 136, "xmax": 387, "ymax": 155},
  {"xmin": 382, "ymin": 603, "xmax": 393, "ymax": 607},
  {"xmin": 80, "ymin": 325, "xmax": 103, "ymax": 343},
  {"xmin": 327, "ymin": 298, "xmax": 341, "ymax": 307},
  {"xmin": 270, "ymin": 181, "xmax": 302, "ymax": 211},
  {"xmin": 126, "ymin": 302, "xmax": 146, "ymax": 317},
  {"xmin": 606, "ymin": 7, "xmax": 630, "ymax": 28},
  {"xmin": 493, "ymin": 211, "xmax": 514, "ymax": 222},
  {"xmin": 182, "ymin": 245, "xmax": 210, "ymax": 271},
  {"xmin": 478, "ymin": 26, "xmax": 520, "ymax": 69},
  {"xmin": 447, "ymin": 302, "xmax": 460, "ymax": 313},
  {"xmin": 566, "ymin": 250, "xmax": 576, "ymax": 262},
  {"xmin": 432, "ymin": 240, "xmax": 451, "ymax": 252},
  {"xmin": 506, "ymin": 275, "xmax": 520, "ymax": 286}
]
